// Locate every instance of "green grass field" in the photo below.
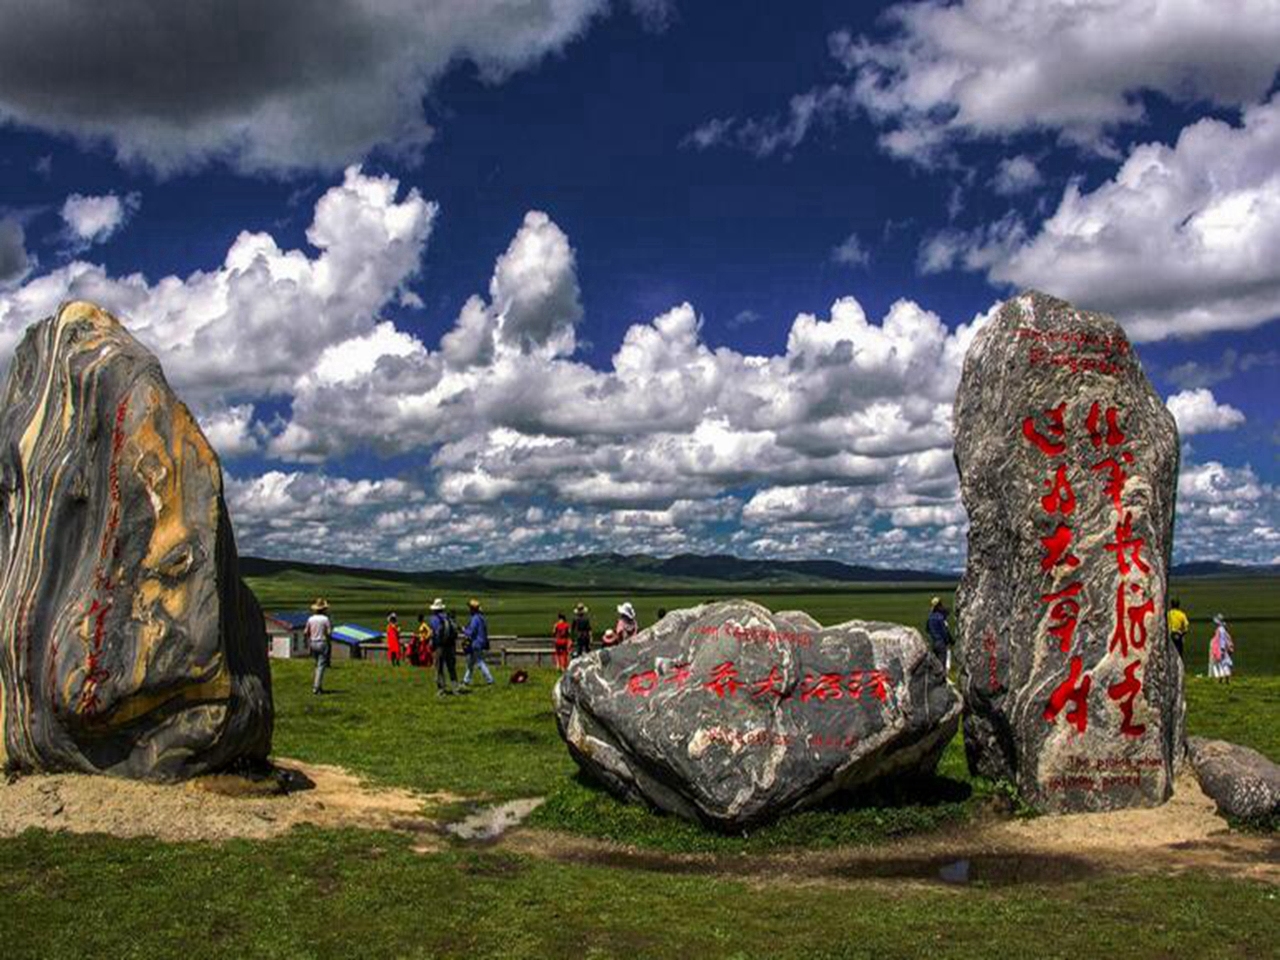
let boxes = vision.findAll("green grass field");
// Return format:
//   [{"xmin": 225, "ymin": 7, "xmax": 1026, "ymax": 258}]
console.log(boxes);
[
  {"xmin": 248, "ymin": 570, "xmax": 1280, "ymax": 676},
  {"xmin": 2, "ymin": 575, "xmax": 1276, "ymax": 959}
]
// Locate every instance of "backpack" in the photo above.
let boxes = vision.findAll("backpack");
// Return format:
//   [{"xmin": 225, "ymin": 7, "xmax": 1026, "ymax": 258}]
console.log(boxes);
[{"xmin": 434, "ymin": 614, "xmax": 458, "ymax": 650}]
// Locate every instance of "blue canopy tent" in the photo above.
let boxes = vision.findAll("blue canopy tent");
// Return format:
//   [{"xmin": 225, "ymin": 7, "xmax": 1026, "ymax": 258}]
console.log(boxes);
[{"xmin": 331, "ymin": 623, "xmax": 384, "ymax": 659}]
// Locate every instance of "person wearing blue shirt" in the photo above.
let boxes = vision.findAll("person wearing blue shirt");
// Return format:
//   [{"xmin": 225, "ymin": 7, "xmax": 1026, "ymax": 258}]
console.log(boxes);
[
  {"xmin": 463, "ymin": 598, "xmax": 495, "ymax": 687},
  {"xmin": 925, "ymin": 596, "xmax": 954, "ymax": 671},
  {"xmin": 428, "ymin": 597, "xmax": 459, "ymax": 696}
]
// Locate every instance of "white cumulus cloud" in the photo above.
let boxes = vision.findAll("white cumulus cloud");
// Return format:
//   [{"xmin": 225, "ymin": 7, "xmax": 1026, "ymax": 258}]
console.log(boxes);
[
  {"xmin": 60, "ymin": 191, "xmax": 140, "ymax": 247},
  {"xmin": 1166, "ymin": 388, "xmax": 1246, "ymax": 435}
]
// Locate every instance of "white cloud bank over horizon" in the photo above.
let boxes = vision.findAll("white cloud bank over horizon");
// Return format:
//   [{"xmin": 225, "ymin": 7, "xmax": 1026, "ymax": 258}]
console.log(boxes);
[{"xmin": 0, "ymin": 166, "xmax": 1273, "ymax": 569}]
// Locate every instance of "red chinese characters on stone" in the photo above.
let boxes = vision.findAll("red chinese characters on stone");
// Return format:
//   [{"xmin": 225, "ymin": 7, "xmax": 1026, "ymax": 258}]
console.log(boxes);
[
  {"xmin": 622, "ymin": 662, "xmax": 893, "ymax": 706},
  {"xmin": 627, "ymin": 670, "xmax": 659, "ymax": 698},
  {"xmin": 1090, "ymin": 455, "xmax": 1133, "ymax": 513},
  {"xmin": 1109, "ymin": 582, "xmax": 1155, "ymax": 659},
  {"xmin": 1022, "ymin": 402, "xmax": 1067, "ymax": 456},
  {"xmin": 1039, "ymin": 523, "xmax": 1081, "ymax": 572},
  {"xmin": 848, "ymin": 670, "xmax": 890, "ymax": 702},
  {"xmin": 1041, "ymin": 582, "xmax": 1083, "ymax": 653},
  {"xmin": 1107, "ymin": 660, "xmax": 1147, "ymax": 737},
  {"xmin": 799, "ymin": 672, "xmax": 844, "ymax": 703},
  {"xmin": 1040, "ymin": 464, "xmax": 1076, "ymax": 515},
  {"xmin": 703, "ymin": 661, "xmax": 743, "ymax": 699},
  {"xmin": 664, "ymin": 663, "xmax": 692, "ymax": 689},
  {"xmin": 1043, "ymin": 655, "xmax": 1092, "ymax": 733},
  {"xmin": 750, "ymin": 665, "xmax": 787, "ymax": 699},
  {"xmin": 1104, "ymin": 512, "xmax": 1151, "ymax": 577},
  {"xmin": 1086, "ymin": 401, "xmax": 1126, "ymax": 448}
]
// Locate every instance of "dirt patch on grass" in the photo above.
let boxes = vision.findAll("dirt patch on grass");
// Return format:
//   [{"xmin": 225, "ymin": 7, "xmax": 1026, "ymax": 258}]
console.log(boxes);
[
  {"xmin": 504, "ymin": 772, "xmax": 1279, "ymax": 886},
  {"xmin": 0, "ymin": 759, "xmax": 453, "ymax": 846}
]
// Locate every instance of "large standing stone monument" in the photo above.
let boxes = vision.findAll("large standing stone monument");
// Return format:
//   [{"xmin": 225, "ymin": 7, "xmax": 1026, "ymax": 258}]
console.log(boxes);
[
  {"xmin": 954, "ymin": 291, "xmax": 1182, "ymax": 812},
  {"xmin": 0, "ymin": 301, "xmax": 273, "ymax": 780},
  {"xmin": 554, "ymin": 600, "xmax": 961, "ymax": 831}
]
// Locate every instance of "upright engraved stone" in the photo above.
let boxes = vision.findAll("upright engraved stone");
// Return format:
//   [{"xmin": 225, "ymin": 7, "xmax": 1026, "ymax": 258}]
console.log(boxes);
[
  {"xmin": 0, "ymin": 301, "xmax": 273, "ymax": 779},
  {"xmin": 953, "ymin": 291, "xmax": 1182, "ymax": 813}
]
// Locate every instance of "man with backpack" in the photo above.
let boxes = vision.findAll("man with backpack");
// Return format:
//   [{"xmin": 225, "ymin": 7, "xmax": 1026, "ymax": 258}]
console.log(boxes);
[
  {"xmin": 571, "ymin": 602, "xmax": 592, "ymax": 659},
  {"xmin": 925, "ymin": 597, "xmax": 954, "ymax": 672},
  {"xmin": 462, "ymin": 598, "xmax": 495, "ymax": 687},
  {"xmin": 429, "ymin": 598, "xmax": 460, "ymax": 696}
]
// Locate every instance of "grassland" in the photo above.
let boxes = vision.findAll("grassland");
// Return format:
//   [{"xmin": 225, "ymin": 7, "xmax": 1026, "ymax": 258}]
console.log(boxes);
[
  {"xmin": 2, "ymin": 574, "xmax": 1275, "ymax": 959},
  {"xmin": 2, "ymin": 658, "xmax": 1277, "ymax": 959},
  {"xmin": 248, "ymin": 569, "xmax": 1280, "ymax": 676}
]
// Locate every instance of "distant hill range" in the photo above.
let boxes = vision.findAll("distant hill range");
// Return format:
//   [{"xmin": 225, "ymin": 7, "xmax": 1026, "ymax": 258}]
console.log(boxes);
[
  {"xmin": 239, "ymin": 552, "xmax": 1277, "ymax": 591},
  {"xmin": 240, "ymin": 551, "xmax": 959, "ymax": 590}
]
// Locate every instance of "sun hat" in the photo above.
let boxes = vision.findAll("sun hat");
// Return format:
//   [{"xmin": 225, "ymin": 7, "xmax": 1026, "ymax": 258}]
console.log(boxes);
[
  {"xmin": 574, "ymin": 602, "xmax": 587, "ymax": 614},
  {"xmin": 310, "ymin": 598, "xmax": 329, "ymax": 613},
  {"xmin": 430, "ymin": 598, "xmax": 447, "ymax": 612},
  {"xmin": 603, "ymin": 628, "xmax": 617, "ymax": 643},
  {"xmin": 930, "ymin": 596, "xmax": 942, "ymax": 608},
  {"xmin": 468, "ymin": 598, "xmax": 481, "ymax": 610},
  {"xmin": 1213, "ymin": 613, "xmax": 1226, "ymax": 625},
  {"xmin": 617, "ymin": 602, "xmax": 636, "ymax": 620},
  {"xmin": 388, "ymin": 612, "xmax": 397, "ymax": 622}
]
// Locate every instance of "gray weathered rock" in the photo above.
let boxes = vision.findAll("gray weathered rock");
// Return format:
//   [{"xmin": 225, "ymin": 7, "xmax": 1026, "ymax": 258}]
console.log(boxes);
[
  {"xmin": 1187, "ymin": 737, "xmax": 1280, "ymax": 823},
  {"xmin": 0, "ymin": 301, "xmax": 273, "ymax": 780},
  {"xmin": 553, "ymin": 600, "xmax": 961, "ymax": 830},
  {"xmin": 954, "ymin": 291, "xmax": 1182, "ymax": 813}
]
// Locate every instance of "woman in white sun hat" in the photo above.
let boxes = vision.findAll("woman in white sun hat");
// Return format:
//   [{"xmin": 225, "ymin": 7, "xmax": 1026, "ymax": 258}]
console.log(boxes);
[
  {"xmin": 1209, "ymin": 613, "xmax": 1234, "ymax": 684},
  {"xmin": 615, "ymin": 601, "xmax": 638, "ymax": 643}
]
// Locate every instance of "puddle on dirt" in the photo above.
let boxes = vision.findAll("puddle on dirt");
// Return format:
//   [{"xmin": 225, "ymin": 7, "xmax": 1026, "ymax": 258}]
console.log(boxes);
[{"xmin": 444, "ymin": 798, "xmax": 545, "ymax": 842}]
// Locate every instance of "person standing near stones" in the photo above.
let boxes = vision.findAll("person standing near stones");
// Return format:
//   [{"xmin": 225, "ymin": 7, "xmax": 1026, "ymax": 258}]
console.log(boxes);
[
  {"xmin": 429, "ymin": 598, "xmax": 460, "ymax": 696},
  {"xmin": 1167, "ymin": 599, "xmax": 1190, "ymax": 662},
  {"xmin": 1209, "ymin": 614, "xmax": 1234, "ymax": 684},
  {"xmin": 925, "ymin": 597, "xmax": 954, "ymax": 671},
  {"xmin": 553, "ymin": 611, "xmax": 572, "ymax": 670},
  {"xmin": 571, "ymin": 603, "xmax": 592, "ymax": 658},
  {"xmin": 306, "ymin": 598, "xmax": 333, "ymax": 695},
  {"xmin": 413, "ymin": 613, "xmax": 434, "ymax": 668},
  {"xmin": 615, "ymin": 602, "xmax": 639, "ymax": 642},
  {"xmin": 386, "ymin": 612, "xmax": 402, "ymax": 666},
  {"xmin": 462, "ymin": 598, "xmax": 495, "ymax": 687}
]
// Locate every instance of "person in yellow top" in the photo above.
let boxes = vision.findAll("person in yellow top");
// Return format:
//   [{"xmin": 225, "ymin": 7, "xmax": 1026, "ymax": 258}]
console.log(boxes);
[{"xmin": 1168, "ymin": 598, "xmax": 1190, "ymax": 662}]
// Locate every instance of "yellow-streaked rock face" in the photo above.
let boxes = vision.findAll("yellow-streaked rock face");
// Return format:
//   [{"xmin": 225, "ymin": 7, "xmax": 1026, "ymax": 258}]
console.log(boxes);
[{"xmin": 0, "ymin": 301, "xmax": 273, "ymax": 780}]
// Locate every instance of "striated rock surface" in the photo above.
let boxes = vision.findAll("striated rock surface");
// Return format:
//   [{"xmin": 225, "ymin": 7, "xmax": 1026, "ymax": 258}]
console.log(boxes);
[
  {"xmin": 1187, "ymin": 737, "xmax": 1280, "ymax": 824},
  {"xmin": 954, "ymin": 291, "xmax": 1181, "ymax": 813},
  {"xmin": 553, "ymin": 600, "xmax": 961, "ymax": 831},
  {"xmin": 0, "ymin": 301, "xmax": 272, "ymax": 780}
]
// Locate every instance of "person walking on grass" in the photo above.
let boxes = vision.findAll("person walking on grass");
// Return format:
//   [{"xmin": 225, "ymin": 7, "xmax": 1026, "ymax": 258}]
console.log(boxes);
[
  {"xmin": 1209, "ymin": 614, "xmax": 1234, "ymax": 684},
  {"xmin": 429, "ymin": 598, "xmax": 460, "ymax": 696},
  {"xmin": 386, "ymin": 612, "xmax": 403, "ymax": 666},
  {"xmin": 926, "ymin": 597, "xmax": 954, "ymax": 671},
  {"xmin": 463, "ymin": 598, "xmax": 495, "ymax": 687},
  {"xmin": 412, "ymin": 613, "xmax": 434, "ymax": 668},
  {"xmin": 615, "ymin": 602, "xmax": 638, "ymax": 642},
  {"xmin": 553, "ymin": 612, "xmax": 572, "ymax": 670},
  {"xmin": 1167, "ymin": 599, "xmax": 1189, "ymax": 662},
  {"xmin": 571, "ymin": 602, "xmax": 592, "ymax": 658},
  {"xmin": 306, "ymin": 598, "xmax": 333, "ymax": 695}
]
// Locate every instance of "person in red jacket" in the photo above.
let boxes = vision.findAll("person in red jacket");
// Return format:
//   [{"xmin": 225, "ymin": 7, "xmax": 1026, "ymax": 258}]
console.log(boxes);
[
  {"xmin": 386, "ymin": 612, "xmax": 403, "ymax": 666},
  {"xmin": 553, "ymin": 612, "xmax": 572, "ymax": 670}
]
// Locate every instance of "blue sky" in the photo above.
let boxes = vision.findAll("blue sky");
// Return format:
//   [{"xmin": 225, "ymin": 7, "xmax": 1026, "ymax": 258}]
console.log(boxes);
[{"xmin": 0, "ymin": 0, "xmax": 1276, "ymax": 569}]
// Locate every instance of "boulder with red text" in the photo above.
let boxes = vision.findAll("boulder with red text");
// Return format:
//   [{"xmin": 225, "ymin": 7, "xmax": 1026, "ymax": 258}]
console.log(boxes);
[
  {"xmin": 0, "ymin": 301, "xmax": 273, "ymax": 780},
  {"xmin": 953, "ymin": 291, "xmax": 1182, "ymax": 813},
  {"xmin": 553, "ymin": 600, "xmax": 961, "ymax": 831}
]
